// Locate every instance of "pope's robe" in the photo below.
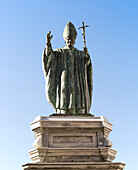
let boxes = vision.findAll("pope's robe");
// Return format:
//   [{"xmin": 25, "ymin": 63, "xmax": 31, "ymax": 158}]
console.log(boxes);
[{"xmin": 42, "ymin": 44, "xmax": 93, "ymax": 114}]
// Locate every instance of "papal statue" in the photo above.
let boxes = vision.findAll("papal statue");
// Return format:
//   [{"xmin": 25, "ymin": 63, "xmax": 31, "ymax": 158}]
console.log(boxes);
[{"xmin": 42, "ymin": 22, "xmax": 93, "ymax": 114}]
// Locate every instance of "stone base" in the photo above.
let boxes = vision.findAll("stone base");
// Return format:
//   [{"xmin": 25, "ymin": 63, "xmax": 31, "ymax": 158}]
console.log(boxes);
[
  {"xmin": 22, "ymin": 162, "xmax": 125, "ymax": 170},
  {"xmin": 29, "ymin": 147, "xmax": 116, "ymax": 163},
  {"xmin": 29, "ymin": 115, "xmax": 115, "ymax": 163},
  {"xmin": 23, "ymin": 115, "xmax": 125, "ymax": 169}
]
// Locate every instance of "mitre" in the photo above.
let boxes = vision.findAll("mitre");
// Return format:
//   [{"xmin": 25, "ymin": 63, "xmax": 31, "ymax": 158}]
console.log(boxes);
[{"xmin": 63, "ymin": 22, "xmax": 77, "ymax": 41}]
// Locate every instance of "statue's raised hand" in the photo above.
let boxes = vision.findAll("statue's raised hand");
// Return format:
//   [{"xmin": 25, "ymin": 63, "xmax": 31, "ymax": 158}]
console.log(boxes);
[{"xmin": 47, "ymin": 31, "xmax": 53, "ymax": 45}]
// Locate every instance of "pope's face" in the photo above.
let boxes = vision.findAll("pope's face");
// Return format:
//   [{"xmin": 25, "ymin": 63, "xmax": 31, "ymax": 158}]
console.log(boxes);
[{"xmin": 65, "ymin": 37, "xmax": 74, "ymax": 47}]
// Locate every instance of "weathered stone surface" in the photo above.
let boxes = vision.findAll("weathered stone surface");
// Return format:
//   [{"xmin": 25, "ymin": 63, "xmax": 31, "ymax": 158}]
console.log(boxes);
[
  {"xmin": 22, "ymin": 162, "xmax": 125, "ymax": 170},
  {"xmin": 29, "ymin": 147, "xmax": 116, "ymax": 163},
  {"xmin": 29, "ymin": 115, "xmax": 115, "ymax": 163},
  {"xmin": 22, "ymin": 115, "xmax": 125, "ymax": 169},
  {"xmin": 31, "ymin": 115, "xmax": 112, "ymax": 148}
]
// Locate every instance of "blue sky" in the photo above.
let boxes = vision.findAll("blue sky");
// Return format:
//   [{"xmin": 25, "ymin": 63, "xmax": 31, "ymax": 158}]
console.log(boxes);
[{"xmin": 0, "ymin": 0, "xmax": 138, "ymax": 170}]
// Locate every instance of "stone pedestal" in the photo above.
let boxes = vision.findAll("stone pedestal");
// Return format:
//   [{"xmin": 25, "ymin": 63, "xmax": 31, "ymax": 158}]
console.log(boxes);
[
  {"xmin": 22, "ymin": 115, "xmax": 125, "ymax": 170},
  {"xmin": 22, "ymin": 162, "xmax": 125, "ymax": 170}
]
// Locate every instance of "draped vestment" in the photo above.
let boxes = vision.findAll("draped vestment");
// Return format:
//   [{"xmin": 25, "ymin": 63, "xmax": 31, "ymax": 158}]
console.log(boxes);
[{"xmin": 42, "ymin": 44, "xmax": 93, "ymax": 114}]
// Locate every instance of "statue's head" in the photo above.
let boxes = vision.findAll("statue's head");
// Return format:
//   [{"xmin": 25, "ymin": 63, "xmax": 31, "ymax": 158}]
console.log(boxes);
[{"xmin": 63, "ymin": 22, "xmax": 77, "ymax": 47}]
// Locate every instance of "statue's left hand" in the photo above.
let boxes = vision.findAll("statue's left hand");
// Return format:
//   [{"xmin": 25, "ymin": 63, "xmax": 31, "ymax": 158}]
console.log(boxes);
[
  {"xmin": 83, "ymin": 47, "xmax": 88, "ymax": 54},
  {"xmin": 83, "ymin": 47, "xmax": 90, "ymax": 60}
]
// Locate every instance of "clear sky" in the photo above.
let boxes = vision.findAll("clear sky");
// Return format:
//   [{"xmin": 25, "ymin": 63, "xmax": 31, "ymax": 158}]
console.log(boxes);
[{"xmin": 0, "ymin": 0, "xmax": 138, "ymax": 170}]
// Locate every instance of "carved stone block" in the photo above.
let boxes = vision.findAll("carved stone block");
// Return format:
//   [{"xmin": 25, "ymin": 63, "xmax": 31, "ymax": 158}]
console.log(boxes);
[
  {"xmin": 22, "ymin": 162, "xmax": 125, "ymax": 170},
  {"xmin": 29, "ymin": 115, "xmax": 117, "ymax": 163}
]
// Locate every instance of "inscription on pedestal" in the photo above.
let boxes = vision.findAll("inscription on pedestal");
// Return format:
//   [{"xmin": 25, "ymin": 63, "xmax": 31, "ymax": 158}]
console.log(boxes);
[
  {"xmin": 53, "ymin": 136, "xmax": 93, "ymax": 143},
  {"xmin": 48, "ymin": 132, "xmax": 97, "ymax": 148}
]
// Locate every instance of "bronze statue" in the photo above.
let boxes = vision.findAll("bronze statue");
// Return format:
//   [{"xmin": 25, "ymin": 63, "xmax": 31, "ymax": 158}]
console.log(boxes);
[{"xmin": 42, "ymin": 22, "xmax": 93, "ymax": 114}]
